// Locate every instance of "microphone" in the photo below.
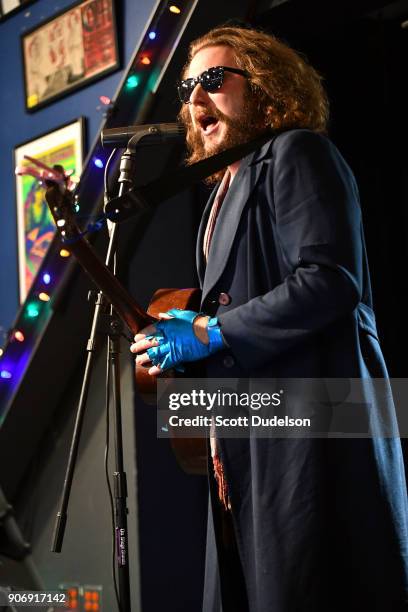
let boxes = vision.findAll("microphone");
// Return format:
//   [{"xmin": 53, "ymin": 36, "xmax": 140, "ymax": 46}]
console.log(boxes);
[
  {"xmin": 105, "ymin": 132, "xmax": 275, "ymax": 222},
  {"xmin": 101, "ymin": 123, "xmax": 186, "ymax": 148}
]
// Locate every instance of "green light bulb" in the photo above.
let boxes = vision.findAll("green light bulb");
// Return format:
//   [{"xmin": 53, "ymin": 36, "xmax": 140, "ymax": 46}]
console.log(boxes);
[
  {"xmin": 126, "ymin": 75, "xmax": 139, "ymax": 89},
  {"xmin": 27, "ymin": 303, "xmax": 40, "ymax": 318}
]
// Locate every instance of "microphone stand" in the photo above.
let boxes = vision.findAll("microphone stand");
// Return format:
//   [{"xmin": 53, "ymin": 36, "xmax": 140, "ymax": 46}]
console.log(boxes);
[{"xmin": 51, "ymin": 134, "xmax": 144, "ymax": 612}]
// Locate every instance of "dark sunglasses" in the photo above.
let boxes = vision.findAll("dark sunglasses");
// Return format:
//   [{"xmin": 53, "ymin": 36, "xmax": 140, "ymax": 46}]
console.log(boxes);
[{"xmin": 177, "ymin": 65, "xmax": 248, "ymax": 104}]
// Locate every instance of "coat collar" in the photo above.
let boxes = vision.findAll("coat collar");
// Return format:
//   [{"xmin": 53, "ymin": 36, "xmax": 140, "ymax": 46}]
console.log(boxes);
[{"xmin": 196, "ymin": 137, "xmax": 275, "ymax": 302}]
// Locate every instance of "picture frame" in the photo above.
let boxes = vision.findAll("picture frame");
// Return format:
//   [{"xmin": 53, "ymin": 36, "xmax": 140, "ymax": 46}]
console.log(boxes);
[
  {"xmin": 14, "ymin": 118, "xmax": 85, "ymax": 302},
  {"xmin": 0, "ymin": 0, "xmax": 36, "ymax": 23},
  {"xmin": 21, "ymin": 0, "xmax": 119, "ymax": 112}
]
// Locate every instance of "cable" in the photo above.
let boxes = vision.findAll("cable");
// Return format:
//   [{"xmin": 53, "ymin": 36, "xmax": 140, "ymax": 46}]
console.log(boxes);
[
  {"xmin": 104, "ymin": 341, "xmax": 121, "ymax": 611},
  {"xmin": 104, "ymin": 148, "xmax": 118, "ymax": 204}
]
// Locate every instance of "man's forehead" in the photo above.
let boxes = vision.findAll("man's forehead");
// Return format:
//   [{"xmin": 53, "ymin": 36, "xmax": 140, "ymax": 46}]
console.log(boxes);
[{"xmin": 187, "ymin": 45, "xmax": 237, "ymax": 77}]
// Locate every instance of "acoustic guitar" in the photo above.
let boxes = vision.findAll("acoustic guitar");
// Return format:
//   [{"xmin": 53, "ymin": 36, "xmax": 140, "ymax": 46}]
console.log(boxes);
[{"xmin": 44, "ymin": 180, "xmax": 207, "ymax": 476}]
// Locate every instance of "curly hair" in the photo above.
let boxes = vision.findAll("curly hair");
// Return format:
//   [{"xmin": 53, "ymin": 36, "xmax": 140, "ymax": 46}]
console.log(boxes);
[{"xmin": 178, "ymin": 25, "xmax": 329, "ymax": 134}]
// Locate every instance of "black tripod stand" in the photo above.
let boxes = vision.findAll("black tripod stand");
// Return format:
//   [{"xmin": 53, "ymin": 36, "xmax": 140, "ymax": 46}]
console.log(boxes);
[{"xmin": 51, "ymin": 137, "xmax": 145, "ymax": 612}]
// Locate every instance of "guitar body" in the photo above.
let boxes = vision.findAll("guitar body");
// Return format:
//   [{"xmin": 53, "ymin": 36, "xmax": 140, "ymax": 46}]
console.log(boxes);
[{"xmin": 138, "ymin": 287, "xmax": 208, "ymax": 476}]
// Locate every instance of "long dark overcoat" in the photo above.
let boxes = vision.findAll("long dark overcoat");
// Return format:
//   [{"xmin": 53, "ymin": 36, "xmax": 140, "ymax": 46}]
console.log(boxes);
[{"xmin": 196, "ymin": 130, "xmax": 408, "ymax": 612}]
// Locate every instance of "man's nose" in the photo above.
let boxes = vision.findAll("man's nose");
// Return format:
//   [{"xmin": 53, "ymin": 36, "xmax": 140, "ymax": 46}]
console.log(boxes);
[{"xmin": 189, "ymin": 82, "xmax": 209, "ymax": 105}]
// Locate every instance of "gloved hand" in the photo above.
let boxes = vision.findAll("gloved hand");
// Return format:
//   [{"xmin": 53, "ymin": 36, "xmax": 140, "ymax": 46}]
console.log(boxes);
[{"xmin": 130, "ymin": 308, "xmax": 225, "ymax": 374}]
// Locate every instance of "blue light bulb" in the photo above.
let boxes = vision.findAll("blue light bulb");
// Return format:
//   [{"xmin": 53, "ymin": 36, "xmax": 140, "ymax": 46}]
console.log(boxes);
[{"xmin": 93, "ymin": 158, "xmax": 104, "ymax": 169}]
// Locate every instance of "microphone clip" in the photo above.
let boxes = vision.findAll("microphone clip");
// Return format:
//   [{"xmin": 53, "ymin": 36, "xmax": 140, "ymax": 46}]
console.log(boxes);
[{"xmin": 106, "ymin": 188, "xmax": 149, "ymax": 223}]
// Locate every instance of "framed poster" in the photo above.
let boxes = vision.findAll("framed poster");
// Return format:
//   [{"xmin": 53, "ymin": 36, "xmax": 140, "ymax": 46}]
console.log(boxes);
[
  {"xmin": 21, "ymin": 0, "xmax": 119, "ymax": 111},
  {"xmin": 14, "ymin": 118, "xmax": 85, "ymax": 302},
  {"xmin": 0, "ymin": 0, "xmax": 36, "ymax": 22}
]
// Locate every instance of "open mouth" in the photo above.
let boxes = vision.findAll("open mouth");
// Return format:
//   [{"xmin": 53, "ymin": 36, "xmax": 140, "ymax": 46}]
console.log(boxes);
[{"xmin": 197, "ymin": 114, "xmax": 219, "ymax": 134}]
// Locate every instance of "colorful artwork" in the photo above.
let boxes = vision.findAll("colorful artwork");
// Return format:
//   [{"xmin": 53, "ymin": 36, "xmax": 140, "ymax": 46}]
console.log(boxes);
[
  {"xmin": 14, "ymin": 119, "xmax": 84, "ymax": 302},
  {"xmin": 21, "ymin": 0, "xmax": 119, "ymax": 111}
]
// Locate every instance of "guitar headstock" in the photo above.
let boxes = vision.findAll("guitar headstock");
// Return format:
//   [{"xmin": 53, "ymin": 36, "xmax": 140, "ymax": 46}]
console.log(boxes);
[
  {"xmin": 16, "ymin": 155, "xmax": 80, "ymax": 244},
  {"xmin": 44, "ymin": 165, "xmax": 81, "ymax": 244}
]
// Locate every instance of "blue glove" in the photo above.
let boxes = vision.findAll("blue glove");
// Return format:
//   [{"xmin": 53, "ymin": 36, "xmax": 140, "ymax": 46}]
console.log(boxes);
[{"xmin": 146, "ymin": 308, "xmax": 225, "ymax": 371}]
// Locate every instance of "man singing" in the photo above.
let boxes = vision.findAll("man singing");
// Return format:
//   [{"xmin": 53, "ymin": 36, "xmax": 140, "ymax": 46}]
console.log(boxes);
[{"xmin": 131, "ymin": 26, "xmax": 408, "ymax": 612}]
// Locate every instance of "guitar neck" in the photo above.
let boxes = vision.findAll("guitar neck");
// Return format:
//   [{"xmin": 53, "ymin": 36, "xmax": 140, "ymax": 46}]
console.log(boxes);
[{"xmin": 62, "ymin": 232, "xmax": 154, "ymax": 335}]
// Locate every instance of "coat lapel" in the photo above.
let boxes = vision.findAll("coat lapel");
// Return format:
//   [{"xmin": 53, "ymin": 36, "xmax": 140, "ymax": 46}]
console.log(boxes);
[
  {"xmin": 196, "ymin": 186, "xmax": 217, "ymax": 288},
  {"xmin": 199, "ymin": 139, "xmax": 274, "ymax": 303}
]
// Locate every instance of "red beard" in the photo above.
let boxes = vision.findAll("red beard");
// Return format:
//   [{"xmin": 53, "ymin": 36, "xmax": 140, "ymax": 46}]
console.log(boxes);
[{"xmin": 183, "ymin": 96, "xmax": 267, "ymax": 184}]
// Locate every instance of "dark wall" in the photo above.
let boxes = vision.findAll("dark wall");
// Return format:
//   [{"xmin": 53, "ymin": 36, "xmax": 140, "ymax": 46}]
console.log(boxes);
[{"xmin": 256, "ymin": 0, "xmax": 408, "ymax": 376}]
